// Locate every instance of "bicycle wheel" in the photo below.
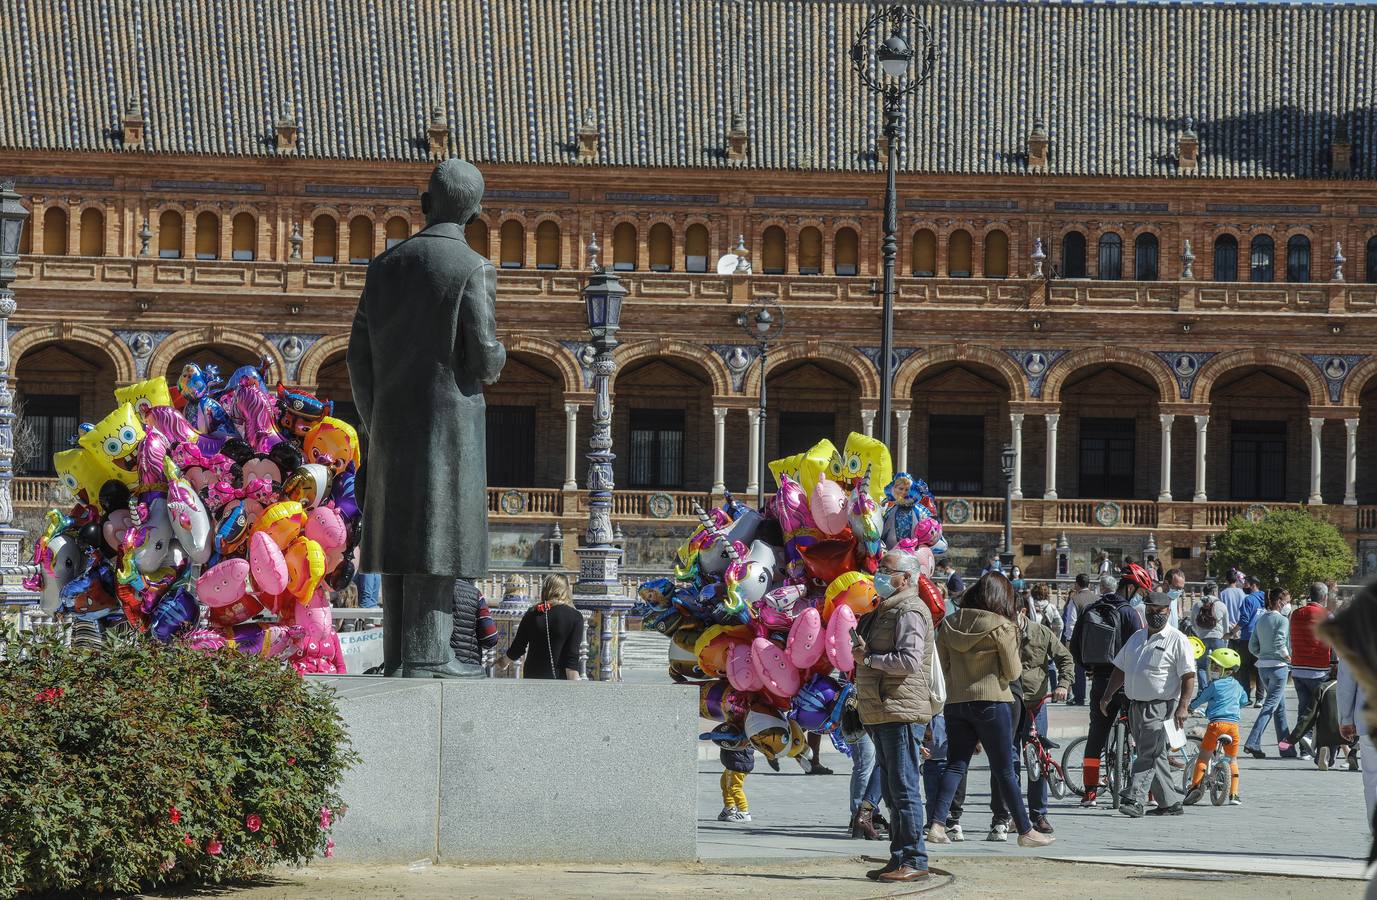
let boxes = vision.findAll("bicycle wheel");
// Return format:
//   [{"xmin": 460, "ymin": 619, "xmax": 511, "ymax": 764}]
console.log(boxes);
[
  {"xmin": 1047, "ymin": 761, "xmax": 1068, "ymax": 800},
  {"xmin": 1023, "ymin": 742, "xmax": 1044, "ymax": 783},
  {"xmin": 1178, "ymin": 738, "xmax": 1202, "ymax": 796},
  {"xmin": 1106, "ymin": 724, "xmax": 1123, "ymax": 809},
  {"xmin": 1061, "ymin": 736, "xmax": 1089, "ymax": 797},
  {"xmin": 1209, "ymin": 758, "xmax": 1229, "ymax": 806}
]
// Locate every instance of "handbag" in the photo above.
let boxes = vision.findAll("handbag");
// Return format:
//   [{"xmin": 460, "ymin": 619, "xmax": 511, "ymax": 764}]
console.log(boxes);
[{"xmin": 928, "ymin": 634, "xmax": 947, "ymax": 707}]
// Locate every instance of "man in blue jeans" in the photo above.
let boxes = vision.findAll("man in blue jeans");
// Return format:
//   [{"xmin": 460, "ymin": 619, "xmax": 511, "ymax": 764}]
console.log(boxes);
[
  {"xmin": 357, "ymin": 571, "xmax": 381, "ymax": 608},
  {"xmin": 854, "ymin": 550, "xmax": 940, "ymax": 884}
]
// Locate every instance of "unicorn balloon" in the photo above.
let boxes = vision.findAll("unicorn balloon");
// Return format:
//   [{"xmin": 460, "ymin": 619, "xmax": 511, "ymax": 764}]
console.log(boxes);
[{"xmin": 847, "ymin": 468, "xmax": 884, "ymax": 574}]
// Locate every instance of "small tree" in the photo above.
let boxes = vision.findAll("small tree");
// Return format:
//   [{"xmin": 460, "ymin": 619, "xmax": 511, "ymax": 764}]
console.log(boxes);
[{"xmin": 1209, "ymin": 509, "xmax": 1356, "ymax": 596}]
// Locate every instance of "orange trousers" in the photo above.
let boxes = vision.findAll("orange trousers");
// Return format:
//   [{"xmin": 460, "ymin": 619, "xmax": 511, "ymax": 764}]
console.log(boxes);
[{"xmin": 1190, "ymin": 721, "xmax": 1240, "ymax": 795}]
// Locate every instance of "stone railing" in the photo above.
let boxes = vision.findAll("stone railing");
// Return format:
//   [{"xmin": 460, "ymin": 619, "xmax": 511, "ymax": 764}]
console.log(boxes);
[{"xmin": 16, "ymin": 255, "xmax": 1374, "ymax": 313}]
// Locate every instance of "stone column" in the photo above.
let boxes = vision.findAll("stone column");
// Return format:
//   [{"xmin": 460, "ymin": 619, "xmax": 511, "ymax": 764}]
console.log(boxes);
[
  {"xmin": 1158, "ymin": 413, "xmax": 1175, "ymax": 502},
  {"xmin": 1345, "ymin": 417, "xmax": 1360, "ymax": 506},
  {"xmin": 1010, "ymin": 412, "xmax": 1024, "ymax": 500},
  {"xmin": 894, "ymin": 409, "xmax": 911, "ymax": 473},
  {"xmin": 562, "ymin": 403, "xmax": 580, "ymax": 491},
  {"xmin": 711, "ymin": 407, "xmax": 728, "ymax": 494},
  {"xmin": 1043, "ymin": 412, "xmax": 1059, "ymax": 500},
  {"xmin": 1193, "ymin": 415, "xmax": 1209, "ymax": 502},
  {"xmin": 746, "ymin": 408, "xmax": 761, "ymax": 496},
  {"xmin": 861, "ymin": 409, "xmax": 876, "ymax": 438},
  {"xmin": 1308, "ymin": 417, "xmax": 1324, "ymax": 504}
]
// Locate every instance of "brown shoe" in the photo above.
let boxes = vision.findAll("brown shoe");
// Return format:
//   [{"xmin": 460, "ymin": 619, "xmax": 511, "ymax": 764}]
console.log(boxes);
[
  {"xmin": 850, "ymin": 801, "xmax": 882, "ymax": 840},
  {"xmin": 865, "ymin": 863, "xmax": 899, "ymax": 880},
  {"xmin": 877, "ymin": 866, "xmax": 930, "ymax": 883}
]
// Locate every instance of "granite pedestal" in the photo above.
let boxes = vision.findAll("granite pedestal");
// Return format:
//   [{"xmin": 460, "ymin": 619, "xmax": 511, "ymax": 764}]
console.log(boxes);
[{"xmin": 313, "ymin": 676, "xmax": 698, "ymax": 863}]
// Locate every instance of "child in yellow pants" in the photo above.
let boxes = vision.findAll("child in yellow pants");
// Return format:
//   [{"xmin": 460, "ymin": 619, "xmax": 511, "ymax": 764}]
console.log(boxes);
[
  {"xmin": 719, "ymin": 745, "xmax": 754, "ymax": 822},
  {"xmin": 1186, "ymin": 648, "xmax": 1248, "ymax": 805}
]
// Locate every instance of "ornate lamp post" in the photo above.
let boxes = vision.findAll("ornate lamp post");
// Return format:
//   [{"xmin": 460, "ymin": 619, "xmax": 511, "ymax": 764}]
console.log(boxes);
[
  {"xmin": 0, "ymin": 181, "xmax": 35, "ymax": 606},
  {"xmin": 851, "ymin": 6, "xmax": 934, "ymax": 454},
  {"xmin": 736, "ymin": 298, "xmax": 785, "ymax": 509},
  {"xmin": 1000, "ymin": 442, "xmax": 1017, "ymax": 569},
  {"xmin": 573, "ymin": 236, "xmax": 629, "ymax": 681}
]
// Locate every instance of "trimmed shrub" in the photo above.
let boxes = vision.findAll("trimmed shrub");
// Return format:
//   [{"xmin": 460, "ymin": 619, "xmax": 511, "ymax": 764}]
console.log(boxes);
[
  {"xmin": 0, "ymin": 625, "xmax": 356, "ymax": 896},
  {"xmin": 1210, "ymin": 508, "xmax": 1357, "ymax": 597}
]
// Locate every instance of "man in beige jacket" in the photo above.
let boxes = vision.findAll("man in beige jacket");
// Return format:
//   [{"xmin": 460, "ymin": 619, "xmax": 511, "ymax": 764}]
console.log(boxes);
[{"xmin": 854, "ymin": 550, "xmax": 940, "ymax": 884}]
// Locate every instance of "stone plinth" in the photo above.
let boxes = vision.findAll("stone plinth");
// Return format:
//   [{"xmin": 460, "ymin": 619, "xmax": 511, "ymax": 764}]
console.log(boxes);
[{"xmin": 312, "ymin": 676, "xmax": 697, "ymax": 863}]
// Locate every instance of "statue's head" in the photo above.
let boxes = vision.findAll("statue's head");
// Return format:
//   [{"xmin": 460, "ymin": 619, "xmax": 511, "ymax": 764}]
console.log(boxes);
[{"xmin": 422, "ymin": 159, "xmax": 484, "ymax": 227}]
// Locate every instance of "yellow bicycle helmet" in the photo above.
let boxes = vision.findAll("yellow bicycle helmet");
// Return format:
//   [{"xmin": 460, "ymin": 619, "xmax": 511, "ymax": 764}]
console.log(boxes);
[
  {"xmin": 1208, "ymin": 646, "xmax": 1241, "ymax": 675},
  {"xmin": 1189, "ymin": 635, "xmax": 1207, "ymax": 661}
]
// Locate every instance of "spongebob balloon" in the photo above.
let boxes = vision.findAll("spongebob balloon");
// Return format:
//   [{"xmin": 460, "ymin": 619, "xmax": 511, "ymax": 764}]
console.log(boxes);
[
  {"xmin": 831, "ymin": 432, "xmax": 892, "ymax": 493},
  {"xmin": 53, "ymin": 447, "xmax": 109, "ymax": 507},
  {"xmin": 114, "ymin": 376, "xmax": 173, "ymax": 418},
  {"xmin": 78, "ymin": 403, "xmax": 145, "ymax": 489},
  {"xmin": 769, "ymin": 438, "xmax": 837, "ymax": 496}
]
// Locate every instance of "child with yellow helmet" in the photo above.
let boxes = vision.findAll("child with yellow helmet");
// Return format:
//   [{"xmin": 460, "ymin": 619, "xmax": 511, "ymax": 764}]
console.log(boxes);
[{"xmin": 1185, "ymin": 647, "xmax": 1248, "ymax": 806}]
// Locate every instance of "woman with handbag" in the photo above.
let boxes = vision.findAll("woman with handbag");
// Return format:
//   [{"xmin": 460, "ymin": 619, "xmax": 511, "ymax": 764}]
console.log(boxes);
[{"xmin": 495, "ymin": 574, "xmax": 584, "ymax": 680}]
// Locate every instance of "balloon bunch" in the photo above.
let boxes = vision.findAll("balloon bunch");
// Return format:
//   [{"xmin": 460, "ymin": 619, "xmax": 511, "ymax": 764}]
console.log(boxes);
[
  {"xmin": 27, "ymin": 362, "xmax": 362, "ymax": 674},
  {"xmin": 634, "ymin": 432, "xmax": 950, "ymax": 762}
]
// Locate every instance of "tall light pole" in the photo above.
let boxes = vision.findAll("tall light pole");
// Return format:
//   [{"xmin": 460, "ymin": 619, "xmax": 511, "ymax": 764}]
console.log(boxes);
[
  {"xmin": 573, "ymin": 236, "xmax": 628, "ymax": 682},
  {"xmin": 1000, "ymin": 442, "xmax": 1017, "ymax": 570},
  {"xmin": 851, "ymin": 6, "xmax": 934, "ymax": 454},
  {"xmin": 0, "ymin": 180, "xmax": 34, "ymax": 606},
  {"xmin": 737, "ymin": 298, "xmax": 785, "ymax": 509}
]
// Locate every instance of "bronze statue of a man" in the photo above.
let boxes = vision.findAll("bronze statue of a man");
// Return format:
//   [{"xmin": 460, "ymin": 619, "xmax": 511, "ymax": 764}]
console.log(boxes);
[{"xmin": 348, "ymin": 159, "xmax": 506, "ymax": 677}]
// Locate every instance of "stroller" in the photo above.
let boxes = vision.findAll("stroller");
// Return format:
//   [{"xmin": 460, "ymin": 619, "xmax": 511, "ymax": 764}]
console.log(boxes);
[{"xmin": 1285, "ymin": 678, "xmax": 1359, "ymax": 770}]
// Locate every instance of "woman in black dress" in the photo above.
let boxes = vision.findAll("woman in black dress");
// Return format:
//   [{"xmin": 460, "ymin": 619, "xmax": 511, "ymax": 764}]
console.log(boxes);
[{"xmin": 499, "ymin": 574, "xmax": 585, "ymax": 680}]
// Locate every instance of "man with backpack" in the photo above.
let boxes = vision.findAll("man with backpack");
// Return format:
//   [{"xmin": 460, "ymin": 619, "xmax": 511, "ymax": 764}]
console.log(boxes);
[
  {"xmin": 1069, "ymin": 563, "xmax": 1149, "ymax": 806},
  {"xmin": 1191, "ymin": 583, "xmax": 1229, "ymax": 694},
  {"xmin": 1062, "ymin": 574, "xmax": 1108, "ymax": 706}
]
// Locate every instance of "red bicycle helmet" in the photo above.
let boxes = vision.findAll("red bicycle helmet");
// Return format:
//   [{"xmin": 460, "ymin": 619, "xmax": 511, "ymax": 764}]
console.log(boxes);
[{"xmin": 1120, "ymin": 562, "xmax": 1155, "ymax": 595}]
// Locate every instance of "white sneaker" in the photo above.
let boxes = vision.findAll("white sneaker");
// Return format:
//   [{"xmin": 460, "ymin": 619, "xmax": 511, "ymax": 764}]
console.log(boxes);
[
  {"xmin": 1228, "ymin": 795, "xmax": 1242, "ymax": 806},
  {"xmin": 948, "ymin": 823, "xmax": 966, "ymax": 842},
  {"xmin": 717, "ymin": 806, "xmax": 735, "ymax": 821},
  {"xmin": 926, "ymin": 823, "xmax": 950, "ymax": 844},
  {"xmin": 727, "ymin": 810, "xmax": 751, "ymax": 822},
  {"xmin": 795, "ymin": 756, "xmax": 814, "ymax": 774},
  {"xmin": 985, "ymin": 822, "xmax": 1009, "ymax": 842}
]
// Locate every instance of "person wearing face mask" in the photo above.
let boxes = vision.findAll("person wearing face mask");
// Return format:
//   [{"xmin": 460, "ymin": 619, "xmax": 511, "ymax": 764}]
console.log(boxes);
[
  {"xmin": 1163, "ymin": 567, "xmax": 1187, "ymax": 631},
  {"xmin": 1100, "ymin": 591, "xmax": 1197, "ymax": 817},
  {"xmin": 853, "ymin": 550, "xmax": 941, "ymax": 884}
]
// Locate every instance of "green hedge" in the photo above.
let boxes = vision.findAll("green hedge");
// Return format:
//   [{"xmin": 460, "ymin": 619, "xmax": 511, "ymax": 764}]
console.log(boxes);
[{"xmin": 0, "ymin": 625, "xmax": 356, "ymax": 896}]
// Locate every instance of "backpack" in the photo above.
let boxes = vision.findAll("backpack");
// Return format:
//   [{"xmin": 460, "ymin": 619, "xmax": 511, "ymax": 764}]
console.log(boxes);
[
  {"xmin": 1079, "ymin": 598, "xmax": 1126, "ymax": 667},
  {"xmin": 1195, "ymin": 600, "xmax": 1219, "ymax": 631}
]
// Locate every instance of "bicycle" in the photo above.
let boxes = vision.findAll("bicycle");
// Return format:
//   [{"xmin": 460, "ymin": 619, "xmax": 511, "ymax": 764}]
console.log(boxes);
[
  {"xmin": 1063, "ymin": 708, "xmax": 1200, "ymax": 809},
  {"xmin": 1020, "ymin": 701, "xmax": 1069, "ymax": 801},
  {"xmin": 1185, "ymin": 718, "xmax": 1233, "ymax": 806}
]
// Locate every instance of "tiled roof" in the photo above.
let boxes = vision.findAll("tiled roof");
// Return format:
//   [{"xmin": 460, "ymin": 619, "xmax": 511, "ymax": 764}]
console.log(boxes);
[{"xmin": 3, "ymin": 0, "xmax": 1375, "ymax": 179}]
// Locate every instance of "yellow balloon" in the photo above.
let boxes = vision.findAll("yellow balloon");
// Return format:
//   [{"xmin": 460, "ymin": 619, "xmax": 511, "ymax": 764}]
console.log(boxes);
[
  {"xmin": 114, "ymin": 376, "xmax": 172, "ymax": 416},
  {"xmin": 842, "ymin": 432, "xmax": 893, "ymax": 493},
  {"xmin": 77, "ymin": 403, "xmax": 145, "ymax": 488},
  {"xmin": 53, "ymin": 448, "xmax": 109, "ymax": 506}
]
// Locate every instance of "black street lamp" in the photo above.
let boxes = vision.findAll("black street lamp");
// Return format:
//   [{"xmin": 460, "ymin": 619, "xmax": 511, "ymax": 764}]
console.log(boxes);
[
  {"xmin": 851, "ymin": 6, "xmax": 934, "ymax": 455},
  {"xmin": 736, "ymin": 298, "xmax": 785, "ymax": 509},
  {"xmin": 1000, "ymin": 442, "xmax": 1017, "ymax": 568}
]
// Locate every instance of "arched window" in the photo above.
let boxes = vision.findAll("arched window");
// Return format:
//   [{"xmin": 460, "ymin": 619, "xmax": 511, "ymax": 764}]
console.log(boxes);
[
  {"xmin": 1249, "ymin": 235, "xmax": 1275, "ymax": 282},
  {"xmin": 384, "ymin": 216, "xmax": 409, "ymax": 250},
  {"xmin": 500, "ymin": 220, "xmax": 525, "ymax": 268},
  {"xmin": 79, "ymin": 208, "xmax": 105, "ymax": 256},
  {"xmin": 761, "ymin": 226, "xmax": 786, "ymax": 274},
  {"xmin": 911, "ymin": 228, "xmax": 936, "ymax": 276},
  {"xmin": 685, "ymin": 224, "xmax": 709, "ymax": 273},
  {"xmin": 1213, "ymin": 234, "xmax": 1238, "ymax": 282},
  {"xmin": 1097, "ymin": 233, "xmax": 1122, "ymax": 279},
  {"xmin": 348, "ymin": 216, "xmax": 374, "ymax": 264},
  {"xmin": 1134, "ymin": 233, "xmax": 1159, "ymax": 281},
  {"xmin": 1367, "ymin": 236, "xmax": 1377, "ymax": 284},
  {"xmin": 536, "ymin": 221, "xmax": 561, "ymax": 269},
  {"xmin": 612, "ymin": 222, "xmax": 637, "ymax": 271},
  {"xmin": 948, "ymin": 229, "xmax": 972, "ymax": 277},
  {"xmin": 648, "ymin": 223, "xmax": 673, "ymax": 272},
  {"xmin": 1286, "ymin": 235, "xmax": 1311, "ymax": 283},
  {"xmin": 984, "ymin": 229, "xmax": 1009, "ymax": 278},
  {"xmin": 158, "ymin": 210, "xmax": 183, "ymax": 258},
  {"xmin": 195, "ymin": 211, "xmax": 220, "ymax": 260},
  {"xmin": 834, "ymin": 228, "xmax": 859, "ymax": 276},
  {"xmin": 465, "ymin": 220, "xmax": 489, "ymax": 258},
  {"xmin": 1061, "ymin": 231, "xmax": 1087, "ymax": 278},
  {"xmin": 798, "ymin": 227, "xmax": 822, "ymax": 274},
  {"xmin": 231, "ymin": 212, "xmax": 256, "ymax": 260},
  {"xmin": 311, "ymin": 215, "xmax": 337, "ymax": 263},
  {"xmin": 43, "ymin": 207, "xmax": 68, "ymax": 255}
]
